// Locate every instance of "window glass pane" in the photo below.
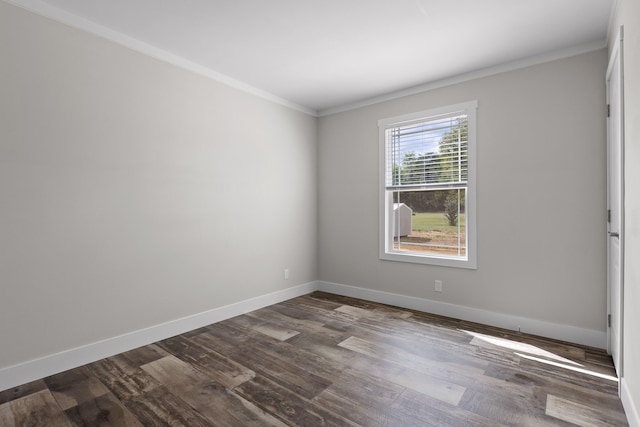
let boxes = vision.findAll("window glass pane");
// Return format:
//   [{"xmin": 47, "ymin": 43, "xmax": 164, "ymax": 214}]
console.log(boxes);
[
  {"xmin": 392, "ymin": 189, "xmax": 466, "ymax": 257},
  {"xmin": 380, "ymin": 101, "xmax": 476, "ymax": 268},
  {"xmin": 386, "ymin": 116, "xmax": 468, "ymax": 189}
]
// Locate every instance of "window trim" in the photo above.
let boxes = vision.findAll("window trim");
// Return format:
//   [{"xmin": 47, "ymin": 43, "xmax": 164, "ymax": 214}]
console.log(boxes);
[{"xmin": 378, "ymin": 101, "xmax": 477, "ymax": 269}]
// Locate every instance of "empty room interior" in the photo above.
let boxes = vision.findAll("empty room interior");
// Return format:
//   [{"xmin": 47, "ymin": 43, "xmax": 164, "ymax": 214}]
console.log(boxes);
[{"xmin": 1, "ymin": 0, "xmax": 639, "ymax": 426}]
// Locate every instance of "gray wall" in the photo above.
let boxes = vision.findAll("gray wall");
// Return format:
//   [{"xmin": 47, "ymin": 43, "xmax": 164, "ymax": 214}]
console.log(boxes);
[
  {"xmin": 0, "ymin": 2, "xmax": 317, "ymax": 369},
  {"xmin": 610, "ymin": 0, "xmax": 640, "ymax": 420},
  {"xmin": 319, "ymin": 50, "xmax": 608, "ymax": 332}
]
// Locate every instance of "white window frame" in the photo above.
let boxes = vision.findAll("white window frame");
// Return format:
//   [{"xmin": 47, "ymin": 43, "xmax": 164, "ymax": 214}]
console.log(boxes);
[{"xmin": 378, "ymin": 101, "xmax": 477, "ymax": 269}]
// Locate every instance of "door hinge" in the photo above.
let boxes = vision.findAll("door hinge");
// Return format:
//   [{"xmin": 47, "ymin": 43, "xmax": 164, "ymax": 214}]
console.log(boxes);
[
  {"xmin": 608, "ymin": 314, "xmax": 611, "ymax": 327},
  {"xmin": 608, "ymin": 209, "xmax": 611, "ymax": 223},
  {"xmin": 607, "ymin": 104, "xmax": 610, "ymax": 118}
]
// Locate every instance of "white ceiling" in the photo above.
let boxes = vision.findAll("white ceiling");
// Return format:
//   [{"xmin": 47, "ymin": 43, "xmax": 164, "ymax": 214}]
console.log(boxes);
[{"xmin": 11, "ymin": 0, "xmax": 615, "ymax": 115}]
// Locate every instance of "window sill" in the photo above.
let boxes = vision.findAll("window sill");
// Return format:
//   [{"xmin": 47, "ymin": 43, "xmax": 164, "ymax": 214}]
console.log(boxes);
[{"xmin": 380, "ymin": 250, "xmax": 477, "ymax": 269}]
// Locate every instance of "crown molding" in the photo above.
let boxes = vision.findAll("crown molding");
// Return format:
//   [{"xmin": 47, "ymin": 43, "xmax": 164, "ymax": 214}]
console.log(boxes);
[
  {"xmin": 3, "ymin": 0, "xmax": 318, "ymax": 116},
  {"xmin": 4, "ymin": 0, "xmax": 611, "ymax": 119},
  {"xmin": 318, "ymin": 39, "xmax": 607, "ymax": 117}
]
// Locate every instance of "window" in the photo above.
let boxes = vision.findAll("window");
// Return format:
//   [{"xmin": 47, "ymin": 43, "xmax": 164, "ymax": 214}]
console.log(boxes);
[{"xmin": 379, "ymin": 101, "xmax": 477, "ymax": 268}]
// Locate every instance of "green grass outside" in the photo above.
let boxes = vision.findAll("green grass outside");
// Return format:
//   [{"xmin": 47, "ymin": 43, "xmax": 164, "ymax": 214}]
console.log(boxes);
[{"xmin": 411, "ymin": 212, "xmax": 466, "ymax": 234}]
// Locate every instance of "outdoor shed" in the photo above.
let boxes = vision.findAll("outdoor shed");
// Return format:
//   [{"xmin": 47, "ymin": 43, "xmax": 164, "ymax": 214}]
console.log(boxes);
[{"xmin": 393, "ymin": 203, "xmax": 413, "ymax": 237}]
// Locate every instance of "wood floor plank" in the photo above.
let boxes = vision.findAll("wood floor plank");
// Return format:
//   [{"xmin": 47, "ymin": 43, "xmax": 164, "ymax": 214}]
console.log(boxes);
[
  {"xmin": 336, "ymin": 342, "xmax": 470, "ymax": 409},
  {"xmin": 338, "ymin": 335, "xmax": 466, "ymax": 405},
  {"xmin": 456, "ymin": 320, "xmax": 608, "ymax": 373},
  {"xmin": 245, "ymin": 306, "xmax": 326, "ymax": 332},
  {"xmin": 123, "ymin": 386, "xmax": 213, "ymax": 427},
  {"xmin": 459, "ymin": 385, "xmax": 571, "ymax": 427},
  {"xmin": 359, "ymin": 309, "xmax": 481, "ymax": 351},
  {"xmin": 45, "ymin": 367, "xmax": 110, "ymax": 411},
  {"xmin": 484, "ymin": 359, "xmax": 625, "ymax": 412},
  {"xmin": 0, "ymin": 389, "xmax": 71, "ymax": 427},
  {"xmin": 63, "ymin": 392, "xmax": 143, "ymax": 427},
  {"xmin": 344, "ymin": 318, "xmax": 491, "ymax": 372},
  {"xmin": 195, "ymin": 322, "xmax": 343, "ymax": 393},
  {"xmin": 518, "ymin": 354, "xmax": 619, "ymax": 394},
  {"xmin": 225, "ymin": 315, "xmax": 300, "ymax": 341},
  {"xmin": 141, "ymin": 355, "xmax": 288, "ymax": 426},
  {"xmin": 390, "ymin": 388, "xmax": 508, "ymax": 427},
  {"xmin": 334, "ymin": 304, "xmax": 413, "ymax": 320},
  {"xmin": 234, "ymin": 374, "xmax": 355, "ymax": 426},
  {"xmin": 88, "ymin": 355, "xmax": 162, "ymax": 401},
  {"xmin": 224, "ymin": 327, "xmax": 345, "ymax": 382},
  {"xmin": 157, "ymin": 334, "xmax": 255, "ymax": 389},
  {"xmin": 116, "ymin": 344, "xmax": 170, "ymax": 367},
  {"xmin": 287, "ymin": 293, "xmax": 345, "ymax": 311},
  {"xmin": 195, "ymin": 321, "xmax": 258, "ymax": 355},
  {"xmin": 546, "ymin": 394, "xmax": 628, "ymax": 427},
  {"xmin": 284, "ymin": 329, "xmax": 364, "ymax": 370},
  {"xmin": 0, "ymin": 380, "xmax": 47, "ymax": 405},
  {"xmin": 271, "ymin": 298, "xmax": 360, "ymax": 328},
  {"xmin": 226, "ymin": 343, "xmax": 333, "ymax": 400},
  {"xmin": 289, "ymin": 325, "xmax": 524, "ymax": 408},
  {"xmin": 585, "ymin": 347, "xmax": 619, "ymax": 370},
  {"xmin": 468, "ymin": 332, "xmax": 582, "ymax": 366},
  {"xmin": 312, "ymin": 368, "xmax": 406, "ymax": 427}
]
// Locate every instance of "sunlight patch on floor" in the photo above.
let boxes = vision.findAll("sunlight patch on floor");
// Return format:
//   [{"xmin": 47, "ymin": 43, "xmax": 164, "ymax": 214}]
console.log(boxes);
[
  {"xmin": 516, "ymin": 353, "xmax": 618, "ymax": 382},
  {"xmin": 462, "ymin": 330, "xmax": 583, "ymax": 366}
]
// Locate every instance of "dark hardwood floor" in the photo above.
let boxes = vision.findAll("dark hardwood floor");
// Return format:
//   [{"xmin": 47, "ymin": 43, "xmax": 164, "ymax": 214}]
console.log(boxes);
[{"xmin": 0, "ymin": 292, "xmax": 628, "ymax": 426}]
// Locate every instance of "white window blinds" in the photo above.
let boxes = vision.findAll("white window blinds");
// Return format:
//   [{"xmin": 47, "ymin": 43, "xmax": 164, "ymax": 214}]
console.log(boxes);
[{"xmin": 384, "ymin": 112, "xmax": 468, "ymax": 191}]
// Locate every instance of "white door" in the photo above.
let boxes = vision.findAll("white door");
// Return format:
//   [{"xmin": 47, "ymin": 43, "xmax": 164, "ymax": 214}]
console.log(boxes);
[{"xmin": 606, "ymin": 27, "xmax": 624, "ymax": 376}]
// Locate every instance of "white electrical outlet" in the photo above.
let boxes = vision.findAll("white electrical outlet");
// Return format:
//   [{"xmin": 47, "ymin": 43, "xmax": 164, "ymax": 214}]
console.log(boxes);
[
  {"xmin": 284, "ymin": 269, "xmax": 289, "ymax": 280},
  {"xmin": 435, "ymin": 280, "xmax": 443, "ymax": 292}
]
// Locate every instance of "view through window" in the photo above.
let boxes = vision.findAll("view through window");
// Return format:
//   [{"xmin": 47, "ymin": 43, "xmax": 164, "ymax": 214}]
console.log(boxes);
[{"xmin": 379, "ymin": 101, "xmax": 476, "ymax": 268}]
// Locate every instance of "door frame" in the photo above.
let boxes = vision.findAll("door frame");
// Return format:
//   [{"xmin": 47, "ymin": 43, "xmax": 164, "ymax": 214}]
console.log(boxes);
[{"xmin": 606, "ymin": 25, "xmax": 625, "ymax": 380}]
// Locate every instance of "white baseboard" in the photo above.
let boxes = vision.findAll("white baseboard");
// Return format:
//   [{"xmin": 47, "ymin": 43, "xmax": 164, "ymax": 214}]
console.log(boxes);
[
  {"xmin": 0, "ymin": 279, "xmax": 610, "ymax": 393},
  {"xmin": 622, "ymin": 378, "xmax": 640, "ymax": 427},
  {"xmin": 316, "ymin": 281, "xmax": 607, "ymax": 349},
  {"xmin": 0, "ymin": 281, "xmax": 318, "ymax": 393}
]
